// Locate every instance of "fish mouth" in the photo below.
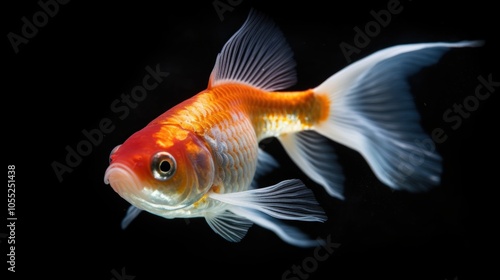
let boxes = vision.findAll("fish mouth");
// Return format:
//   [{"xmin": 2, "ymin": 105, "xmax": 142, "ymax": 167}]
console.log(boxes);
[
  {"xmin": 104, "ymin": 163, "xmax": 191, "ymax": 212},
  {"xmin": 104, "ymin": 163, "xmax": 142, "ymax": 198}
]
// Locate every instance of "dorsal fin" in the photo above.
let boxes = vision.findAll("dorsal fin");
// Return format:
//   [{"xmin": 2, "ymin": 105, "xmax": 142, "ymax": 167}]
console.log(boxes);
[{"xmin": 208, "ymin": 9, "xmax": 297, "ymax": 91}]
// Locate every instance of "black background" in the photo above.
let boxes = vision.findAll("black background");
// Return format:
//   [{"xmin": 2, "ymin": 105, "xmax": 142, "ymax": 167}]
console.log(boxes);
[{"xmin": 4, "ymin": 0, "xmax": 498, "ymax": 279}]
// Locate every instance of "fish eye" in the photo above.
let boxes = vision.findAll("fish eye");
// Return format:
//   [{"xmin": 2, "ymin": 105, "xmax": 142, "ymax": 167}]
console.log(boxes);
[
  {"xmin": 151, "ymin": 152, "xmax": 176, "ymax": 181},
  {"xmin": 109, "ymin": 145, "xmax": 121, "ymax": 163}
]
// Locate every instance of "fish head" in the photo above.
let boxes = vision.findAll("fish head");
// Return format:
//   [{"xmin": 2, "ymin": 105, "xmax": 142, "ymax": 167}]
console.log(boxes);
[{"xmin": 104, "ymin": 124, "xmax": 215, "ymax": 213}]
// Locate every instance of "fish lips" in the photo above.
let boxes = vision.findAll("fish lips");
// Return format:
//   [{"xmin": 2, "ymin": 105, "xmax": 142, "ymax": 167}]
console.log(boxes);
[{"xmin": 104, "ymin": 163, "xmax": 189, "ymax": 211}]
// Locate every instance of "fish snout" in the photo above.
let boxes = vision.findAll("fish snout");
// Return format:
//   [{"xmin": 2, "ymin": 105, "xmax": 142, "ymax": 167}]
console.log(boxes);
[{"xmin": 104, "ymin": 163, "xmax": 142, "ymax": 196}]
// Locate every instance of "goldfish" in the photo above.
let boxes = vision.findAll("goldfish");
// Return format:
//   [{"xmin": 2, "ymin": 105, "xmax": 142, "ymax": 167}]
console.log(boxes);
[{"xmin": 104, "ymin": 9, "xmax": 482, "ymax": 247}]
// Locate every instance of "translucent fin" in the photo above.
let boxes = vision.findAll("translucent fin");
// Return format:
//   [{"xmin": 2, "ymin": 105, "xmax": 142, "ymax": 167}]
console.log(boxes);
[
  {"xmin": 121, "ymin": 205, "xmax": 143, "ymax": 229},
  {"xmin": 205, "ymin": 210, "xmax": 253, "ymax": 242},
  {"xmin": 251, "ymin": 148, "xmax": 279, "ymax": 188},
  {"xmin": 209, "ymin": 179, "xmax": 326, "ymax": 222},
  {"xmin": 208, "ymin": 9, "xmax": 297, "ymax": 91},
  {"xmin": 228, "ymin": 206, "xmax": 323, "ymax": 247},
  {"xmin": 279, "ymin": 131, "xmax": 345, "ymax": 199},
  {"xmin": 314, "ymin": 41, "xmax": 484, "ymax": 192}
]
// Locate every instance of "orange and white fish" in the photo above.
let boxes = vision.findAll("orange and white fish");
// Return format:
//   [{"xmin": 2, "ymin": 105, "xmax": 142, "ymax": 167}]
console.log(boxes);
[{"xmin": 104, "ymin": 10, "xmax": 482, "ymax": 247}]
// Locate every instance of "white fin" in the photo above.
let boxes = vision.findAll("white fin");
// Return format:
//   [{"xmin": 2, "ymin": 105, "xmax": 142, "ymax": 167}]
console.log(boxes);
[
  {"xmin": 251, "ymin": 148, "xmax": 279, "ymax": 188},
  {"xmin": 279, "ymin": 131, "xmax": 345, "ymax": 199},
  {"xmin": 228, "ymin": 206, "xmax": 323, "ymax": 247},
  {"xmin": 209, "ymin": 179, "xmax": 326, "ymax": 222},
  {"xmin": 208, "ymin": 9, "xmax": 297, "ymax": 91},
  {"xmin": 314, "ymin": 41, "xmax": 484, "ymax": 192},
  {"xmin": 205, "ymin": 210, "xmax": 253, "ymax": 242},
  {"xmin": 121, "ymin": 205, "xmax": 143, "ymax": 229}
]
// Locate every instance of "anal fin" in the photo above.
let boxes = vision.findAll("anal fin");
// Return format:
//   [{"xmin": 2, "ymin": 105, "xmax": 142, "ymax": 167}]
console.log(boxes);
[{"xmin": 278, "ymin": 131, "xmax": 345, "ymax": 199}]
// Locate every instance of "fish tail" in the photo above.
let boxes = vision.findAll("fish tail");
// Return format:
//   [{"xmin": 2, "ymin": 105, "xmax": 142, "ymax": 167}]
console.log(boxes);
[{"xmin": 280, "ymin": 41, "xmax": 483, "ymax": 197}]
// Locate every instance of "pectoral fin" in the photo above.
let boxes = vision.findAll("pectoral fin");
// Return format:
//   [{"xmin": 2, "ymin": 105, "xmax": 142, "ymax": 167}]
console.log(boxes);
[
  {"xmin": 121, "ymin": 205, "xmax": 143, "ymax": 229},
  {"xmin": 208, "ymin": 179, "xmax": 326, "ymax": 247},
  {"xmin": 205, "ymin": 210, "xmax": 253, "ymax": 243}
]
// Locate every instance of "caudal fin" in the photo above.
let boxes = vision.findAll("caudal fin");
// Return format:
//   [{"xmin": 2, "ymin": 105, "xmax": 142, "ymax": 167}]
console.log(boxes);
[{"xmin": 313, "ymin": 41, "xmax": 483, "ymax": 192}]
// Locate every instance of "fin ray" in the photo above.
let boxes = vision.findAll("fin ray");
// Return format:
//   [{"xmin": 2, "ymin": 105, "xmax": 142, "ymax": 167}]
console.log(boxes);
[
  {"xmin": 209, "ymin": 9, "xmax": 296, "ymax": 91},
  {"xmin": 279, "ymin": 131, "xmax": 345, "ymax": 199},
  {"xmin": 209, "ymin": 179, "xmax": 326, "ymax": 222},
  {"xmin": 121, "ymin": 205, "xmax": 143, "ymax": 229},
  {"xmin": 205, "ymin": 210, "xmax": 253, "ymax": 242},
  {"xmin": 314, "ymin": 41, "xmax": 483, "ymax": 191},
  {"xmin": 228, "ymin": 206, "xmax": 322, "ymax": 247}
]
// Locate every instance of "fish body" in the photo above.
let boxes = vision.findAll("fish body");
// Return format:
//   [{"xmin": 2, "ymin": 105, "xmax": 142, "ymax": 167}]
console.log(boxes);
[{"xmin": 104, "ymin": 10, "xmax": 482, "ymax": 247}]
